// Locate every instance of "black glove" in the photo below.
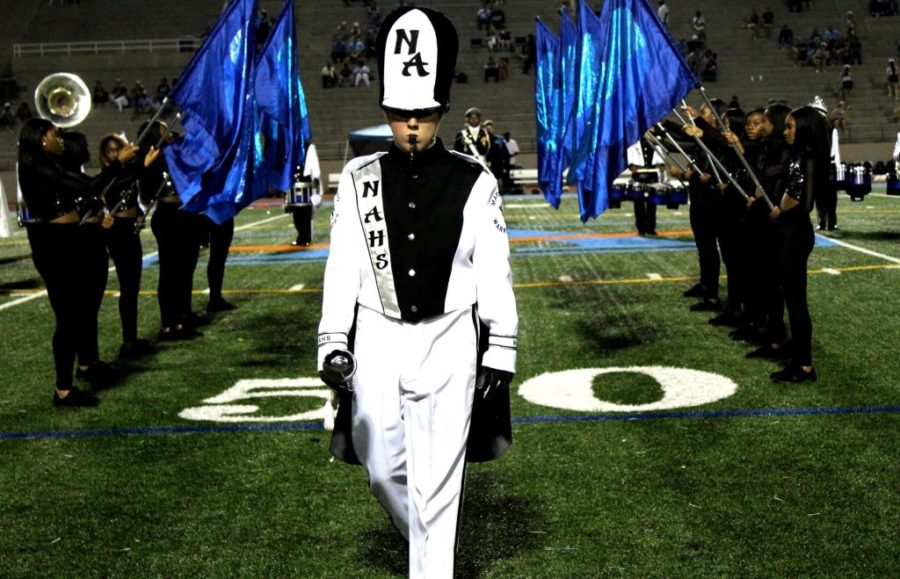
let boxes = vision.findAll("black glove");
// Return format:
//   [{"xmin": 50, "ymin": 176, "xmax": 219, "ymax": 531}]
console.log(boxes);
[
  {"xmin": 320, "ymin": 350, "xmax": 357, "ymax": 394},
  {"xmin": 475, "ymin": 367, "xmax": 513, "ymax": 401}
]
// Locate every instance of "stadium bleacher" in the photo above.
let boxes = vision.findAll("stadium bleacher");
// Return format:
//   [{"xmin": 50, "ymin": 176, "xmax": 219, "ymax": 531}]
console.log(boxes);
[{"xmin": 1, "ymin": 0, "xmax": 898, "ymax": 175}]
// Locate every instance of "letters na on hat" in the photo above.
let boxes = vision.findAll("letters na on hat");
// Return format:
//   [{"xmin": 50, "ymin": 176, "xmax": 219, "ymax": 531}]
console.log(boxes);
[{"xmin": 377, "ymin": 7, "xmax": 458, "ymax": 112}]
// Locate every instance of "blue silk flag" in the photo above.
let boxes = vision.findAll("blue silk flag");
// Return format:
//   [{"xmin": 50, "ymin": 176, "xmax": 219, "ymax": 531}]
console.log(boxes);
[
  {"xmin": 569, "ymin": 0, "xmax": 605, "ymax": 220},
  {"xmin": 535, "ymin": 18, "xmax": 562, "ymax": 208},
  {"xmin": 559, "ymin": 9, "xmax": 578, "ymax": 171},
  {"xmin": 254, "ymin": 0, "xmax": 312, "ymax": 197},
  {"xmin": 163, "ymin": 0, "xmax": 258, "ymax": 223},
  {"xmin": 567, "ymin": 0, "xmax": 698, "ymax": 222}
]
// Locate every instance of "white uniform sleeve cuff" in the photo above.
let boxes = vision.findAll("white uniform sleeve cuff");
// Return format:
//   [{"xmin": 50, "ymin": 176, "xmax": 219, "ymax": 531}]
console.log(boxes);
[
  {"xmin": 317, "ymin": 333, "xmax": 349, "ymax": 371},
  {"xmin": 482, "ymin": 345, "xmax": 516, "ymax": 374}
]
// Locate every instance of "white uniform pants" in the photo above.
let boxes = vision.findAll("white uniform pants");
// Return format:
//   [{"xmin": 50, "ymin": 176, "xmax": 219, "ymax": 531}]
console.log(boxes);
[{"xmin": 352, "ymin": 305, "xmax": 477, "ymax": 579}]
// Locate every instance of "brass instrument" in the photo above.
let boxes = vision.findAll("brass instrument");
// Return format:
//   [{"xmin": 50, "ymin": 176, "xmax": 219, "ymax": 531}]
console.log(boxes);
[{"xmin": 34, "ymin": 72, "xmax": 91, "ymax": 128}]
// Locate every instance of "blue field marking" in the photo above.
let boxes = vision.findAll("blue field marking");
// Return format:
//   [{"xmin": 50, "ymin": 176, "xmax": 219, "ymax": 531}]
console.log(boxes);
[
  {"xmin": 138, "ymin": 227, "xmax": 842, "ymax": 267},
  {"xmin": 2, "ymin": 404, "xmax": 898, "ymax": 441}
]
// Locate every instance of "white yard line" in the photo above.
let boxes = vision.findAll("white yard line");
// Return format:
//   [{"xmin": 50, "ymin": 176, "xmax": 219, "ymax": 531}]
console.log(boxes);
[
  {"xmin": 1, "ymin": 213, "xmax": 288, "ymax": 314},
  {"xmin": 820, "ymin": 234, "xmax": 900, "ymax": 265}
]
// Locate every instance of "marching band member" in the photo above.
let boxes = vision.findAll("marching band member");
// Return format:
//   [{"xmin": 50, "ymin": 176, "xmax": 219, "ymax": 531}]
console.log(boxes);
[
  {"xmin": 17, "ymin": 118, "xmax": 137, "ymax": 406},
  {"xmin": 138, "ymin": 121, "xmax": 203, "ymax": 341},
  {"xmin": 98, "ymin": 133, "xmax": 157, "ymax": 357},
  {"xmin": 452, "ymin": 106, "xmax": 490, "ymax": 166},
  {"xmin": 625, "ymin": 132, "xmax": 665, "ymax": 236},
  {"xmin": 767, "ymin": 105, "xmax": 828, "ymax": 383},
  {"xmin": 317, "ymin": 7, "xmax": 517, "ymax": 577}
]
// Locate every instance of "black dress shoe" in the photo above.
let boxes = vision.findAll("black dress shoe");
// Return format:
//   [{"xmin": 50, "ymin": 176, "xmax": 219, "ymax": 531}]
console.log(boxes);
[
  {"xmin": 76, "ymin": 362, "xmax": 116, "ymax": 388},
  {"xmin": 119, "ymin": 339, "xmax": 156, "ymax": 358},
  {"xmin": 207, "ymin": 299, "xmax": 238, "ymax": 313},
  {"xmin": 689, "ymin": 299, "xmax": 721, "ymax": 312},
  {"xmin": 729, "ymin": 325, "xmax": 763, "ymax": 342},
  {"xmin": 709, "ymin": 311, "xmax": 742, "ymax": 327},
  {"xmin": 746, "ymin": 344, "xmax": 790, "ymax": 360},
  {"xmin": 158, "ymin": 326, "xmax": 202, "ymax": 341},
  {"xmin": 827, "ymin": 225, "xmax": 838, "ymax": 231},
  {"xmin": 185, "ymin": 312, "xmax": 210, "ymax": 327},
  {"xmin": 54, "ymin": 386, "xmax": 100, "ymax": 408},
  {"xmin": 683, "ymin": 284, "xmax": 705, "ymax": 298},
  {"xmin": 771, "ymin": 364, "xmax": 817, "ymax": 383}
]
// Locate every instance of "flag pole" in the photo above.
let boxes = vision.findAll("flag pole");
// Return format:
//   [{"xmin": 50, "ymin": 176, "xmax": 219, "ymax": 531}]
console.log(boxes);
[
  {"xmin": 645, "ymin": 131, "xmax": 689, "ymax": 174},
  {"xmin": 134, "ymin": 97, "xmax": 172, "ymax": 148},
  {"xmin": 696, "ymin": 87, "xmax": 774, "ymax": 209},
  {"xmin": 674, "ymin": 104, "xmax": 724, "ymax": 186},
  {"xmin": 671, "ymin": 109, "xmax": 749, "ymax": 200},
  {"xmin": 654, "ymin": 122, "xmax": 703, "ymax": 175}
]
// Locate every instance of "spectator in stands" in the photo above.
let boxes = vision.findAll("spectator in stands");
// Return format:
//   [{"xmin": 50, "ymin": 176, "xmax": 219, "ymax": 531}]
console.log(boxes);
[
  {"xmin": 745, "ymin": 9, "xmax": 761, "ymax": 39},
  {"xmin": 476, "ymin": 5, "xmax": 491, "ymax": 30},
  {"xmin": 521, "ymin": 33, "xmax": 536, "ymax": 75},
  {"xmin": 16, "ymin": 102, "xmax": 34, "ymax": 123},
  {"xmin": 887, "ymin": 58, "xmax": 899, "ymax": 101},
  {"xmin": 845, "ymin": 32, "xmax": 862, "ymax": 65},
  {"xmin": 702, "ymin": 51, "xmax": 719, "ymax": 82},
  {"xmin": 504, "ymin": 131, "xmax": 520, "ymax": 168},
  {"xmin": 829, "ymin": 100, "xmax": 848, "ymax": 133},
  {"xmin": 482, "ymin": 120, "xmax": 512, "ymax": 193},
  {"xmin": 844, "ymin": 11, "xmax": 857, "ymax": 37},
  {"xmin": 489, "ymin": 7, "xmax": 506, "ymax": 30},
  {"xmin": 484, "ymin": 56, "xmax": 500, "ymax": 83},
  {"xmin": 156, "ymin": 77, "xmax": 172, "ymax": 104},
  {"xmin": 353, "ymin": 60, "xmax": 371, "ymax": 87},
  {"xmin": 112, "ymin": 79, "xmax": 129, "ymax": 112},
  {"xmin": 787, "ymin": 0, "xmax": 803, "ymax": 12},
  {"xmin": 92, "ymin": 80, "xmax": 109, "ymax": 108},
  {"xmin": 812, "ymin": 43, "xmax": 828, "ymax": 73},
  {"xmin": 778, "ymin": 24, "xmax": 794, "ymax": 49},
  {"xmin": 691, "ymin": 11, "xmax": 707, "ymax": 42},
  {"xmin": 498, "ymin": 29, "xmax": 513, "ymax": 52},
  {"xmin": 762, "ymin": 7, "xmax": 775, "ymax": 38},
  {"xmin": 348, "ymin": 34, "xmax": 366, "ymax": 61},
  {"xmin": 338, "ymin": 62, "xmax": 354, "ymax": 87},
  {"xmin": 486, "ymin": 29, "xmax": 499, "ymax": 52},
  {"xmin": 322, "ymin": 62, "xmax": 337, "ymax": 88},
  {"xmin": 497, "ymin": 57, "xmax": 509, "ymax": 81},
  {"xmin": 331, "ymin": 38, "xmax": 348, "ymax": 63},
  {"xmin": 0, "ymin": 103, "xmax": 15, "ymax": 131},
  {"xmin": 657, "ymin": 1, "xmax": 669, "ymax": 25},
  {"xmin": 839, "ymin": 65, "xmax": 854, "ymax": 104}
]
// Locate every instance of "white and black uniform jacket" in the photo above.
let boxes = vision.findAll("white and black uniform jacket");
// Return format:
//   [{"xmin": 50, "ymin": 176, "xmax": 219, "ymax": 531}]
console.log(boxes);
[{"xmin": 318, "ymin": 138, "xmax": 518, "ymax": 374}]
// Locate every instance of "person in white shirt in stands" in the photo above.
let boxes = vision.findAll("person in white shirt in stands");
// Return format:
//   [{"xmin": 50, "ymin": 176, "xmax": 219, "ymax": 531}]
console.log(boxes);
[
  {"xmin": 657, "ymin": 0, "xmax": 669, "ymax": 25},
  {"xmin": 504, "ymin": 131, "xmax": 520, "ymax": 168}
]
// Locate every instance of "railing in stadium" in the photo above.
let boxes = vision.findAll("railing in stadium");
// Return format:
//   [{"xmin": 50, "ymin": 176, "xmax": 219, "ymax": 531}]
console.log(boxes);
[{"xmin": 13, "ymin": 39, "xmax": 197, "ymax": 57}]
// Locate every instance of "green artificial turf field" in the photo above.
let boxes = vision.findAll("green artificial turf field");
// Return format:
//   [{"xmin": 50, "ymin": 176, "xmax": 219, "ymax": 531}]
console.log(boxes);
[{"xmin": 1, "ymin": 189, "xmax": 898, "ymax": 577}]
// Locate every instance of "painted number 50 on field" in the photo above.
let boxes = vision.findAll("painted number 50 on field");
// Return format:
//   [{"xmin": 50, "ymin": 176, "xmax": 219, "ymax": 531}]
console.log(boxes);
[{"xmin": 179, "ymin": 367, "xmax": 738, "ymax": 423}]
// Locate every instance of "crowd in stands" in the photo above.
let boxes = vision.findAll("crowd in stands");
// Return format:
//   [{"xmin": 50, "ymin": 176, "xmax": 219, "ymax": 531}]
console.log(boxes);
[
  {"xmin": 91, "ymin": 77, "xmax": 173, "ymax": 119},
  {"xmin": 674, "ymin": 9, "xmax": 719, "ymax": 83},
  {"xmin": 324, "ymin": 4, "xmax": 382, "ymax": 89},
  {"xmin": 783, "ymin": 13, "xmax": 864, "ymax": 70}
]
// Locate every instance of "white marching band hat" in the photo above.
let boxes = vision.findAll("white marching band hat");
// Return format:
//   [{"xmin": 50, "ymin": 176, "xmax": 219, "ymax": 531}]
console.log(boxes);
[{"xmin": 377, "ymin": 7, "xmax": 458, "ymax": 112}]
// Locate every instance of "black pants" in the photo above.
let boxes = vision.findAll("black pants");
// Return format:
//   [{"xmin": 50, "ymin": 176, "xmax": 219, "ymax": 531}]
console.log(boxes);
[
  {"xmin": 206, "ymin": 216, "xmax": 234, "ymax": 302},
  {"xmin": 105, "ymin": 217, "xmax": 143, "ymax": 343},
  {"xmin": 689, "ymin": 192, "xmax": 721, "ymax": 300},
  {"xmin": 745, "ymin": 211, "xmax": 787, "ymax": 341},
  {"xmin": 717, "ymin": 203, "xmax": 750, "ymax": 314},
  {"xmin": 27, "ymin": 223, "xmax": 92, "ymax": 388},
  {"xmin": 815, "ymin": 184, "xmax": 838, "ymax": 229},
  {"xmin": 778, "ymin": 220, "xmax": 815, "ymax": 365},
  {"xmin": 79, "ymin": 223, "xmax": 109, "ymax": 365},
  {"xmin": 152, "ymin": 204, "xmax": 201, "ymax": 328},
  {"xmin": 633, "ymin": 198, "xmax": 657, "ymax": 235}
]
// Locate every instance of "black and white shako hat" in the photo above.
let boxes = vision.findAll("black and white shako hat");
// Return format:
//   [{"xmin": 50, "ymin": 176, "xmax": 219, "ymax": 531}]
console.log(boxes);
[{"xmin": 377, "ymin": 6, "xmax": 459, "ymax": 112}]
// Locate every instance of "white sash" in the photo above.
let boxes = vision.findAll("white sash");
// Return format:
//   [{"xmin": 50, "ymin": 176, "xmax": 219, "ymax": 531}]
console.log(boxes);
[{"xmin": 351, "ymin": 160, "xmax": 401, "ymax": 318}]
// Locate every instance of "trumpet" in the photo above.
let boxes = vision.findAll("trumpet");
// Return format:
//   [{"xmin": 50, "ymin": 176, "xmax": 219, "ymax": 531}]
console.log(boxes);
[{"xmin": 34, "ymin": 72, "xmax": 91, "ymax": 128}]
